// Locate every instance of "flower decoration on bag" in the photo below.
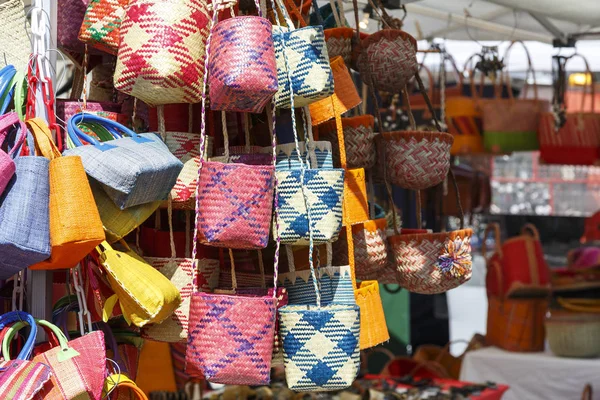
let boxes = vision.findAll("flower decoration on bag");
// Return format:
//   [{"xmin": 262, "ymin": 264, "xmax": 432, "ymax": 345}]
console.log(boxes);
[{"xmin": 435, "ymin": 236, "xmax": 472, "ymax": 279}]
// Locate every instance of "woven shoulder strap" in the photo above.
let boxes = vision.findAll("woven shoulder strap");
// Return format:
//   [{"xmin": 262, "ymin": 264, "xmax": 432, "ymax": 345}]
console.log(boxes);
[
  {"xmin": 26, "ymin": 118, "xmax": 62, "ymax": 160},
  {"xmin": 104, "ymin": 374, "xmax": 149, "ymax": 400}
]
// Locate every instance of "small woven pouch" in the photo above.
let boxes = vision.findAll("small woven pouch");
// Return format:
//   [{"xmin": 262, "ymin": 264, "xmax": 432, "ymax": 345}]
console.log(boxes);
[
  {"xmin": 78, "ymin": 0, "xmax": 128, "ymax": 55},
  {"xmin": 319, "ymin": 114, "xmax": 376, "ymax": 169},
  {"xmin": 208, "ymin": 0, "xmax": 278, "ymax": 113}
]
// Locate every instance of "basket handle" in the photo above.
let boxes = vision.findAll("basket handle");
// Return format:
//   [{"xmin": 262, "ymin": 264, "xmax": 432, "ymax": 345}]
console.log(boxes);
[
  {"xmin": 481, "ymin": 223, "xmax": 502, "ymax": 260},
  {"xmin": 520, "ymin": 223, "xmax": 540, "ymax": 240},
  {"xmin": 582, "ymin": 384, "xmax": 593, "ymax": 400},
  {"xmin": 501, "ymin": 41, "xmax": 538, "ymax": 101}
]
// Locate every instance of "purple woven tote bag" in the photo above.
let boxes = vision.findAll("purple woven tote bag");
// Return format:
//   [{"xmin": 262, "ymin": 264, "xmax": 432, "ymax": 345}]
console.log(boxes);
[
  {"xmin": 208, "ymin": 0, "xmax": 278, "ymax": 113},
  {"xmin": 57, "ymin": 0, "xmax": 89, "ymax": 53},
  {"xmin": 0, "ymin": 120, "xmax": 51, "ymax": 280},
  {"xmin": 0, "ymin": 113, "xmax": 26, "ymax": 197}
]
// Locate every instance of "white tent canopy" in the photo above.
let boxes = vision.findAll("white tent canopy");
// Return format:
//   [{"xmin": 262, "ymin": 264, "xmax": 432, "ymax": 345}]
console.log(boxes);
[{"xmin": 344, "ymin": 0, "xmax": 600, "ymax": 70}]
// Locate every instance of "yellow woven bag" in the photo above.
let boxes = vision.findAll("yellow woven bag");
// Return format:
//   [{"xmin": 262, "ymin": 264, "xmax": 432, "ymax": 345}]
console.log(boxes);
[
  {"xmin": 26, "ymin": 118, "xmax": 105, "ymax": 270},
  {"xmin": 97, "ymin": 240, "xmax": 181, "ymax": 327}
]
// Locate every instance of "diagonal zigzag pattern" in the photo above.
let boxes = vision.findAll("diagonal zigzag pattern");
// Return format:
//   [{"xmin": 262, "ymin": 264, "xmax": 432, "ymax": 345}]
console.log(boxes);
[
  {"xmin": 273, "ymin": 25, "xmax": 334, "ymax": 108},
  {"xmin": 276, "ymin": 169, "xmax": 345, "ymax": 246},
  {"xmin": 209, "ymin": 17, "xmax": 278, "ymax": 113},
  {"xmin": 197, "ymin": 162, "xmax": 274, "ymax": 249},
  {"xmin": 354, "ymin": 227, "xmax": 389, "ymax": 278},
  {"xmin": 325, "ymin": 36, "xmax": 352, "ymax": 66},
  {"xmin": 186, "ymin": 293, "xmax": 276, "ymax": 385},
  {"xmin": 79, "ymin": 0, "xmax": 128, "ymax": 54},
  {"xmin": 114, "ymin": 1, "xmax": 209, "ymax": 105}
]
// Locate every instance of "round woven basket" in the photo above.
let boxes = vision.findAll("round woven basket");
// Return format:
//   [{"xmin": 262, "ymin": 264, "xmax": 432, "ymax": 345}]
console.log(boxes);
[
  {"xmin": 358, "ymin": 29, "xmax": 419, "ymax": 93},
  {"xmin": 383, "ymin": 131, "xmax": 454, "ymax": 190},
  {"xmin": 350, "ymin": 31, "xmax": 369, "ymax": 71},
  {"xmin": 389, "ymin": 228, "xmax": 473, "ymax": 294},
  {"xmin": 324, "ymin": 27, "xmax": 354, "ymax": 66},
  {"xmin": 320, "ymin": 115, "xmax": 376, "ymax": 169},
  {"xmin": 309, "ymin": 56, "xmax": 361, "ymax": 125},
  {"xmin": 546, "ymin": 313, "xmax": 600, "ymax": 358}
]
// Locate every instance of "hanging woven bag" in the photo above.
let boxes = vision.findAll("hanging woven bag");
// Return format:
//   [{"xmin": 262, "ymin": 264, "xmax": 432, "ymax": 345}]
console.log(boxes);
[
  {"xmin": 3, "ymin": 318, "xmax": 107, "ymax": 400},
  {"xmin": 0, "ymin": 112, "xmax": 23, "ymax": 197},
  {"xmin": 96, "ymin": 240, "xmax": 182, "ymax": 327},
  {"xmin": 79, "ymin": 0, "xmax": 128, "ymax": 55},
  {"xmin": 113, "ymin": 0, "xmax": 210, "ymax": 105},
  {"xmin": 0, "ymin": 117, "xmax": 51, "ymax": 280},
  {"xmin": 64, "ymin": 113, "xmax": 183, "ymax": 209},
  {"xmin": 0, "ymin": 0, "xmax": 31, "ymax": 72},
  {"xmin": 26, "ymin": 118, "xmax": 105, "ymax": 271},
  {"xmin": 273, "ymin": 122, "xmax": 333, "ymax": 170},
  {"xmin": 319, "ymin": 114, "xmax": 376, "ymax": 169},
  {"xmin": 272, "ymin": 0, "xmax": 334, "ymax": 108},
  {"xmin": 208, "ymin": 0, "xmax": 278, "ymax": 113},
  {"xmin": 325, "ymin": 28, "xmax": 354, "ymax": 66},
  {"xmin": 58, "ymin": 0, "xmax": 92, "ymax": 54},
  {"xmin": 309, "ymin": 55, "xmax": 362, "ymax": 126},
  {"xmin": 387, "ymin": 172, "xmax": 473, "ymax": 294}
]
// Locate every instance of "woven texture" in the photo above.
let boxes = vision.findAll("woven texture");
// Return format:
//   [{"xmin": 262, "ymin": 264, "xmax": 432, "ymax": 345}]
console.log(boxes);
[
  {"xmin": 279, "ymin": 266, "xmax": 354, "ymax": 306},
  {"xmin": 0, "ymin": 359, "xmax": 52, "ymax": 400},
  {"xmin": 58, "ymin": 0, "xmax": 90, "ymax": 53},
  {"xmin": 355, "ymin": 281, "xmax": 389, "ymax": 349},
  {"xmin": 358, "ymin": 30, "xmax": 418, "ymax": 92},
  {"xmin": 64, "ymin": 131, "xmax": 183, "ymax": 209},
  {"xmin": 0, "ymin": 0, "xmax": 31, "ymax": 72},
  {"xmin": 342, "ymin": 168, "xmax": 368, "ymax": 226},
  {"xmin": 98, "ymin": 241, "xmax": 182, "ymax": 327},
  {"xmin": 383, "ymin": 131, "xmax": 453, "ymax": 190},
  {"xmin": 197, "ymin": 161, "xmax": 275, "ymax": 249},
  {"xmin": 56, "ymin": 100, "xmax": 123, "ymax": 126},
  {"xmin": 32, "ymin": 330, "xmax": 106, "ymax": 399},
  {"xmin": 389, "ymin": 229, "xmax": 473, "ymax": 294},
  {"xmin": 276, "ymin": 169, "xmax": 345, "ymax": 245},
  {"xmin": 487, "ymin": 297, "xmax": 547, "ymax": 352},
  {"xmin": 445, "ymin": 96, "xmax": 484, "ymax": 155},
  {"xmin": 209, "ymin": 16, "xmax": 278, "ymax": 113},
  {"xmin": 538, "ymin": 112, "xmax": 600, "ymax": 165},
  {"xmin": 324, "ymin": 28, "xmax": 353, "ymax": 66},
  {"xmin": 27, "ymin": 119, "xmax": 105, "ymax": 270},
  {"xmin": 186, "ymin": 293, "xmax": 277, "ymax": 385},
  {"xmin": 0, "ymin": 115, "xmax": 22, "ymax": 197},
  {"xmin": 273, "ymin": 25, "xmax": 334, "ymax": 108},
  {"xmin": 142, "ymin": 257, "xmax": 219, "ymax": 342},
  {"xmin": 309, "ymin": 56, "xmax": 361, "ymax": 126},
  {"xmin": 0, "ymin": 157, "xmax": 51, "ymax": 280},
  {"xmin": 166, "ymin": 132, "xmax": 213, "ymax": 210},
  {"xmin": 90, "ymin": 179, "xmax": 160, "ymax": 243},
  {"xmin": 79, "ymin": 0, "xmax": 127, "ymax": 54},
  {"xmin": 279, "ymin": 304, "xmax": 360, "ymax": 391},
  {"xmin": 114, "ymin": 0, "xmax": 210, "ymax": 105},
  {"xmin": 320, "ymin": 115, "xmax": 376, "ymax": 169},
  {"xmin": 274, "ymin": 141, "xmax": 333, "ymax": 170},
  {"xmin": 334, "ymin": 219, "xmax": 389, "ymax": 279},
  {"xmin": 545, "ymin": 315, "xmax": 600, "ymax": 358}
]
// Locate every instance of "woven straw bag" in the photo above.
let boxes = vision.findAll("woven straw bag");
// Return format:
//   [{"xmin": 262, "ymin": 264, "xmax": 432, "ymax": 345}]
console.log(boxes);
[
  {"xmin": 0, "ymin": 0, "xmax": 31, "ymax": 72},
  {"xmin": 545, "ymin": 313, "xmax": 600, "ymax": 358},
  {"xmin": 319, "ymin": 115, "xmax": 376, "ymax": 169},
  {"xmin": 113, "ymin": 0, "xmax": 210, "ymax": 105},
  {"xmin": 79, "ymin": 0, "xmax": 127, "ymax": 54},
  {"xmin": 0, "ymin": 113, "xmax": 25, "ymax": 197},
  {"xmin": 355, "ymin": 280, "xmax": 389, "ymax": 349},
  {"xmin": 274, "ymin": 140, "xmax": 333, "ymax": 170},
  {"xmin": 58, "ymin": 0, "xmax": 91, "ymax": 53},
  {"xmin": 3, "ymin": 319, "xmax": 106, "ymax": 399},
  {"xmin": 142, "ymin": 203, "xmax": 220, "ymax": 343},
  {"xmin": 56, "ymin": 99, "xmax": 125, "ymax": 129},
  {"xmin": 272, "ymin": 0, "xmax": 334, "ymax": 108},
  {"xmin": 26, "ymin": 118, "xmax": 105, "ymax": 271},
  {"xmin": 97, "ymin": 240, "xmax": 182, "ymax": 327},
  {"xmin": 309, "ymin": 55, "xmax": 362, "ymax": 126},
  {"xmin": 0, "ymin": 122, "xmax": 51, "ymax": 280},
  {"xmin": 0, "ymin": 312, "xmax": 52, "ymax": 400},
  {"xmin": 64, "ymin": 113, "xmax": 183, "ymax": 209},
  {"xmin": 208, "ymin": 0, "xmax": 278, "ymax": 113},
  {"xmin": 325, "ymin": 28, "xmax": 354, "ymax": 66},
  {"xmin": 388, "ymin": 172, "xmax": 473, "ymax": 294}
]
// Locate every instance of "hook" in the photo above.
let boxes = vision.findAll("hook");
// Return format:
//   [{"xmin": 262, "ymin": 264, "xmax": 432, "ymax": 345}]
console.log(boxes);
[{"xmin": 11, "ymin": 271, "xmax": 25, "ymax": 312}]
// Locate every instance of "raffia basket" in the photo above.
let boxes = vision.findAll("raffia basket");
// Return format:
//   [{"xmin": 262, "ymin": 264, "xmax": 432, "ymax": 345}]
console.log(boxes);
[
  {"xmin": 324, "ymin": 27, "xmax": 354, "ymax": 66},
  {"xmin": 319, "ymin": 115, "xmax": 376, "ymax": 169},
  {"xmin": 546, "ymin": 313, "xmax": 600, "ymax": 358}
]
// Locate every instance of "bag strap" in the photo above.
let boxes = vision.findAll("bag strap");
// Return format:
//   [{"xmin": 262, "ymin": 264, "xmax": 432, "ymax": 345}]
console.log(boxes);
[
  {"xmin": 0, "ymin": 65, "xmax": 17, "ymax": 115},
  {"xmin": 501, "ymin": 41, "xmax": 538, "ymax": 101},
  {"xmin": 104, "ymin": 374, "xmax": 149, "ymax": 400},
  {"xmin": 0, "ymin": 112, "xmax": 27, "ymax": 158},
  {"xmin": 520, "ymin": 223, "xmax": 540, "ymax": 240},
  {"xmin": 481, "ymin": 223, "xmax": 502, "ymax": 260},
  {"xmin": 565, "ymin": 53, "xmax": 595, "ymax": 113},
  {"xmin": 582, "ymin": 384, "xmax": 592, "ymax": 400},
  {"xmin": 67, "ymin": 113, "xmax": 141, "ymax": 148},
  {"xmin": 3, "ymin": 319, "xmax": 80, "ymax": 362},
  {"xmin": 0, "ymin": 311, "xmax": 37, "ymax": 360},
  {"xmin": 26, "ymin": 118, "xmax": 62, "ymax": 160}
]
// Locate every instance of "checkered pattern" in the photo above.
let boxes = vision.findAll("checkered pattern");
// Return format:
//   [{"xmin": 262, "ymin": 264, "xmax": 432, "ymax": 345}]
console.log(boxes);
[
  {"xmin": 279, "ymin": 304, "xmax": 360, "ymax": 391},
  {"xmin": 274, "ymin": 141, "xmax": 333, "ymax": 170},
  {"xmin": 276, "ymin": 169, "xmax": 345, "ymax": 245},
  {"xmin": 78, "ymin": 0, "xmax": 128, "ymax": 55},
  {"xmin": 114, "ymin": 0, "xmax": 210, "ymax": 105},
  {"xmin": 197, "ymin": 161, "xmax": 275, "ymax": 249},
  {"xmin": 273, "ymin": 25, "xmax": 334, "ymax": 109},
  {"xmin": 186, "ymin": 293, "xmax": 277, "ymax": 385},
  {"xmin": 279, "ymin": 266, "xmax": 355, "ymax": 306},
  {"xmin": 166, "ymin": 132, "xmax": 213, "ymax": 209},
  {"xmin": 209, "ymin": 17, "xmax": 278, "ymax": 113}
]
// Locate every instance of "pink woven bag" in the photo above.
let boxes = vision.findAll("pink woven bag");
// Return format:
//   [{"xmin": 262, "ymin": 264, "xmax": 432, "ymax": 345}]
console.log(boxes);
[
  {"xmin": 208, "ymin": 0, "xmax": 278, "ymax": 113},
  {"xmin": 0, "ymin": 113, "xmax": 26, "ymax": 196}
]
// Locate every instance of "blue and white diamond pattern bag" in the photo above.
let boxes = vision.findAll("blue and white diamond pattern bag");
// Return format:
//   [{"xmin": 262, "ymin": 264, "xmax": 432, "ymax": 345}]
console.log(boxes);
[
  {"xmin": 271, "ymin": 0, "xmax": 334, "ymax": 109},
  {"xmin": 278, "ymin": 207, "xmax": 359, "ymax": 390}
]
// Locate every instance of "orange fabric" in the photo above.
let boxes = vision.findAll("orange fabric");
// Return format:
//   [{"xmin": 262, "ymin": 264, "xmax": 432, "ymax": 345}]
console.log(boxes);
[{"xmin": 136, "ymin": 341, "xmax": 177, "ymax": 395}]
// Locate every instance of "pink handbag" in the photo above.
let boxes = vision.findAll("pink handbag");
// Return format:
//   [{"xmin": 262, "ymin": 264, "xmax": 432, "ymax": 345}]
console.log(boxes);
[
  {"xmin": 208, "ymin": 0, "xmax": 278, "ymax": 113},
  {"xmin": 0, "ymin": 113, "xmax": 26, "ymax": 196}
]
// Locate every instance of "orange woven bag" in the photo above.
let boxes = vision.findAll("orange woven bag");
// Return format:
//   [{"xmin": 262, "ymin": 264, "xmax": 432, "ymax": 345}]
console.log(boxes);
[{"xmin": 27, "ymin": 118, "xmax": 105, "ymax": 270}]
